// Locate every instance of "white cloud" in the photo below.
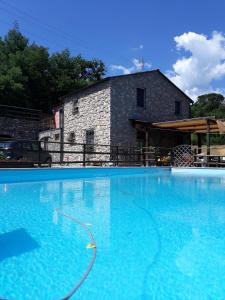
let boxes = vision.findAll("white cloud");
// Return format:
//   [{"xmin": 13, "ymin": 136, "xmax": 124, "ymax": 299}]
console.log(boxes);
[
  {"xmin": 168, "ymin": 31, "xmax": 225, "ymax": 100},
  {"xmin": 110, "ymin": 64, "xmax": 132, "ymax": 75},
  {"xmin": 110, "ymin": 58, "xmax": 152, "ymax": 75}
]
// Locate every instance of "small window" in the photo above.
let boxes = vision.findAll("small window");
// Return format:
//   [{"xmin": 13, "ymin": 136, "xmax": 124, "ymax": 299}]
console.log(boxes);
[
  {"xmin": 73, "ymin": 100, "xmax": 79, "ymax": 114},
  {"xmin": 68, "ymin": 132, "xmax": 75, "ymax": 143},
  {"xmin": 137, "ymin": 88, "xmax": 146, "ymax": 108},
  {"xmin": 54, "ymin": 133, "xmax": 60, "ymax": 140},
  {"xmin": 86, "ymin": 129, "xmax": 94, "ymax": 152},
  {"xmin": 175, "ymin": 101, "xmax": 182, "ymax": 115}
]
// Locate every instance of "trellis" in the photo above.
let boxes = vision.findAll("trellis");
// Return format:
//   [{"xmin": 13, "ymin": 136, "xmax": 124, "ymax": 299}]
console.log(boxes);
[{"xmin": 172, "ymin": 144, "xmax": 194, "ymax": 167}]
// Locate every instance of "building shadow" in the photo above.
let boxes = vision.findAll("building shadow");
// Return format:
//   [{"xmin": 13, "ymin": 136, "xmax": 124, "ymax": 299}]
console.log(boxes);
[{"xmin": 0, "ymin": 228, "xmax": 39, "ymax": 261}]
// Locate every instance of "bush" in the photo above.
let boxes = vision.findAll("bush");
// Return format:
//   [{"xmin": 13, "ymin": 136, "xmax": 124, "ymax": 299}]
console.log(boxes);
[{"xmin": 0, "ymin": 153, "xmax": 6, "ymax": 160}]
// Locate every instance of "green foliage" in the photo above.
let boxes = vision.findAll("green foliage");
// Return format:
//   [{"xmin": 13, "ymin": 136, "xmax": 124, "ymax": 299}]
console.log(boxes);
[
  {"xmin": 191, "ymin": 93, "xmax": 225, "ymax": 145},
  {"xmin": 0, "ymin": 153, "xmax": 6, "ymax": 160},
  {"xmin": 0, "ymin": 28, "xmax": 105, "ymax": 111},
  {"xmin": 191, "ymin": 93, "xmax": 225, "ymax": 119}
]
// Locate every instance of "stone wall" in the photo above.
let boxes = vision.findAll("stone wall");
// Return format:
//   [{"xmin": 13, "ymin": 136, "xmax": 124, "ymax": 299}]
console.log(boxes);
[
  {"xmin": 0, "ymin": 116, "xmax": 40, "ymax": 140},
  {"xmin": 63, "ymin": 81, "xmax": 111, "ymax": 163},
  {"xmin": 110, "ymin": 70, "xmax": 191, "ymax": 147},
  {"xmin": 60, "ymin": 70, "xmax": 192, "ymax": 163}
]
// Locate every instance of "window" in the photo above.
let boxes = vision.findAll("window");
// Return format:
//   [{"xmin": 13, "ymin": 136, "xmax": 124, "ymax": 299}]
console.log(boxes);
[
  {"xmin": 136, "ymin": 88, "xmax": 146, "ymax": 108},
  {"xmin": 175, "ymin": 101, "xmax": 182, "ymax": 115},
  {"xmin": 54, "ymin": 133, "xmax": 60, "ymax": 140},
  {"xmin": 86, "ymin": 129, "xmax": 94, "ymax": 152},
  {"xmin": 73, "ymin": 100, "xmax": 79, "ymax": 114},
  {"xmin": 68, "ymin": 132, "xmax": 75, "ymax": 143}
]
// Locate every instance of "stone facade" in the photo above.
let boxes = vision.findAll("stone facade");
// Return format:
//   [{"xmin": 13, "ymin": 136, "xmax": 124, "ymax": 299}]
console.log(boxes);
[
  {"xmin": 62, "ymin": 70, "xmax": 191, "ymax": 148},
  {"xmin": 0, "ymin": 116, "xmax": 40, "ymax": 140},
  {"xmin": 110, "ymin": 70, "xmax": 190, "ymax": 147},
  {"xmin": 39, "ymin": 70, "xmax": 192, "ymax": 163},
  {"xmin": 63, "ymin": 81, "xmax": 111, "ymax": 163},
  {"xmin": 63, "ymin": 81, "xmax": 111, "ymax": 145}
]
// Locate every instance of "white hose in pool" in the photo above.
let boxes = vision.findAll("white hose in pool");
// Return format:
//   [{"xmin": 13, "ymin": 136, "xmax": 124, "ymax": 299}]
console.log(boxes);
[
  {"xmin": 0, "ymin": 210, "xmax": 96, "ymax": 300},
  {"xmin": 54, "ymin": 208, "xmax": 97, "ymax": 300}
]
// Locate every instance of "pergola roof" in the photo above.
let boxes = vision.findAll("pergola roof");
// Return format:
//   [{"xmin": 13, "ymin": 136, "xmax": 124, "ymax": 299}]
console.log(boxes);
[{"xmin": 152, "ymin": 117, "xmax": 225, "ymax": 134}]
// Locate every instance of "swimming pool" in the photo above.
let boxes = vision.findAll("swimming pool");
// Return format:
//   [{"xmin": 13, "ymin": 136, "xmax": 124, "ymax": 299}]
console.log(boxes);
[{"xmin": 1, "ymin": 167, "xmax": 225, "ymax": 299}]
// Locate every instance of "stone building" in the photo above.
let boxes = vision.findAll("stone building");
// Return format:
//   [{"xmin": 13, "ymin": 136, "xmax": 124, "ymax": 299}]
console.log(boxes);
[
  {"xmin": 0, "ymin": 104, "xmax": 41, "ymax": 140},
  {"xmin": 39, "ymin": 69, "xmax": 193, "ymax": 163}
]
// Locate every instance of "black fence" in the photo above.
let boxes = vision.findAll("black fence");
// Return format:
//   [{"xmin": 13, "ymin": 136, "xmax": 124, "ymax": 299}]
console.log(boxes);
[
  {"xmin": 1, "ymin": 139, "xmax": 225, "ymax": 168},
  {"xmin": 0, "ymin": 140, "xmax": 172, "ymax": 168}
]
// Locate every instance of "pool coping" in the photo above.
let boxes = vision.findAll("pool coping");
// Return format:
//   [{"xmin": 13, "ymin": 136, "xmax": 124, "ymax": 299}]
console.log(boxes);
[
  {"xmin": 0, "ymin": 166, "xmax": 169, "ymax": 170},
  {"xmin": 172, "ymin": 167, "xmax": 225, "ymax": 175},
  {"xmin": 0, "ymin": 167, "xmax": 171, "ymax": 184}
]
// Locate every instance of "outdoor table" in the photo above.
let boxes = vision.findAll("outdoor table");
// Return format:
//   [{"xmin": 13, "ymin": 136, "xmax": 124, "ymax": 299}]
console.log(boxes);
[{"xmin": 194, "ymin": 155, "xmax": 225, "ymax": 167}]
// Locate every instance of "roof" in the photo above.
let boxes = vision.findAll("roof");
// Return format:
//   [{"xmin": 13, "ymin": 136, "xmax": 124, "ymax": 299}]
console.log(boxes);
[
  {"xmin": 152, "ymin": 117, "xmax": 225, "ymax": 134},
  {"xmin": 61, "ymin": 69, "xmax": 193, "ymax": 103},
  {"xmin": 0, "ymin": 104, "xmax": 41, "ymax": 121}
]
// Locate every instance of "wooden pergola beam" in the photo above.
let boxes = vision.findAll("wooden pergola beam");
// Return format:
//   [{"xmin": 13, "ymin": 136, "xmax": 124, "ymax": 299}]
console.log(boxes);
[
  {"xmin": 152, "ymin": 117, "xmax": 217, "ymax": 129},
  {"xmin": 176, "ymin": 124, "xmax": 218, "ymax": 131},
  {"xmin": 132, "ymin": 116, "xmax": 225, "ymax": 134},
  {"xmin": 195, "ymin": 129, "xmax": 221, "ymax": 133}
]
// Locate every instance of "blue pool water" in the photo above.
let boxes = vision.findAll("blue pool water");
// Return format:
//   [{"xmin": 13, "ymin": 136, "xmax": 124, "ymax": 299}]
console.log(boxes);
[{"xmin": 1, "ymin": 167, "xmax": 225, "ymax": 299}]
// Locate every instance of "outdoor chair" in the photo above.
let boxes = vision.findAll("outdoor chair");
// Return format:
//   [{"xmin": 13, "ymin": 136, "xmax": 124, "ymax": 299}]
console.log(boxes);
[{"xmin": 194, "ymin": 153, "xmax": 207, "ymax": 167}]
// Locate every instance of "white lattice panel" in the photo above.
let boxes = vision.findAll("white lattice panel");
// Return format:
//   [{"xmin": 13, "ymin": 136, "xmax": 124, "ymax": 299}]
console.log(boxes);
[{"xmin": 173, "ymin": 144, "xmax": 194, "ymax": 167}]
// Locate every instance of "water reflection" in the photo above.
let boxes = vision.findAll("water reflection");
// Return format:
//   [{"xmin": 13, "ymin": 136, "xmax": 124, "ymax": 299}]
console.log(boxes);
[{"xmin": 1, "ymin": 173, "xmax": 225, "ymax": 299}]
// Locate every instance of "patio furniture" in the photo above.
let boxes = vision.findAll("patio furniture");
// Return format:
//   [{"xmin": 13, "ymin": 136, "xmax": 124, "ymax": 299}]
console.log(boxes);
[
  {"xmin": 194, "ymin": 153, "xmax": 207, "ymax": 167},
  {"xmin": 194, "ymin": 155, "xmax": 225, "ymax": 167}
]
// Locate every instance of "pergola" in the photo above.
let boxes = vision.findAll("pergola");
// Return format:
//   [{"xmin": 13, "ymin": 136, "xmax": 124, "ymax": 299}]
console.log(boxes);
[
  {"xmin": 130, "ymin": 117, "xmax": 225, "ymax": 155},
  {"xmin": 152, "ymin": 117, "xmax": 225, "ymax": 155}
]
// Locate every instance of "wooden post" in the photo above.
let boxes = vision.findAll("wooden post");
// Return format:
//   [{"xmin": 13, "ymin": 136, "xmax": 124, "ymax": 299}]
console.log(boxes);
[
  {"xmin": 206, "ymin": 120, "xmax": 211, "ymax": 155},
  {"xmin": 197, "ymin": 133, "xmax": 202, "ymax": 154}
]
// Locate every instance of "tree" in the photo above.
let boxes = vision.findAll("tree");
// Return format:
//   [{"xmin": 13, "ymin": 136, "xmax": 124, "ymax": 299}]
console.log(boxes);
[
  {"xmin": 0, "ymin": 29, "xmax": 28, "ymax": 107},
  {"xmin": 191, "ymin": 93, "xmax": 225, "ymax": 119},
  {"xmin": 191, "ymin": 93, "xmax": 225, "ymax": 145},
  {"xmin": 0, "ymin": 28, "xmax": 105, "ymax": 112}
]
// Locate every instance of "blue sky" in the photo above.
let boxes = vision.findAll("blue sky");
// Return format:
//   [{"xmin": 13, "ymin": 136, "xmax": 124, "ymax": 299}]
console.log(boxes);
[{"xmin": 1, "ymin": 0, "xmax": 225, "ymax": 99}]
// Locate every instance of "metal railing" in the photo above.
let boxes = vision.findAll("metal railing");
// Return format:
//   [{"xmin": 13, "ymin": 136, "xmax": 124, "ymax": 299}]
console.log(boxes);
[
  {"xmin": 1, "ymin": 139, "xmax": 225, "ymax": 168},
  {"xmin": 0, "ymin": 140, "xmax": 173, "ymax": 168},
  {"xmin": 41, "ymin": 140, "xmax": 144, "ymax": 167}
]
